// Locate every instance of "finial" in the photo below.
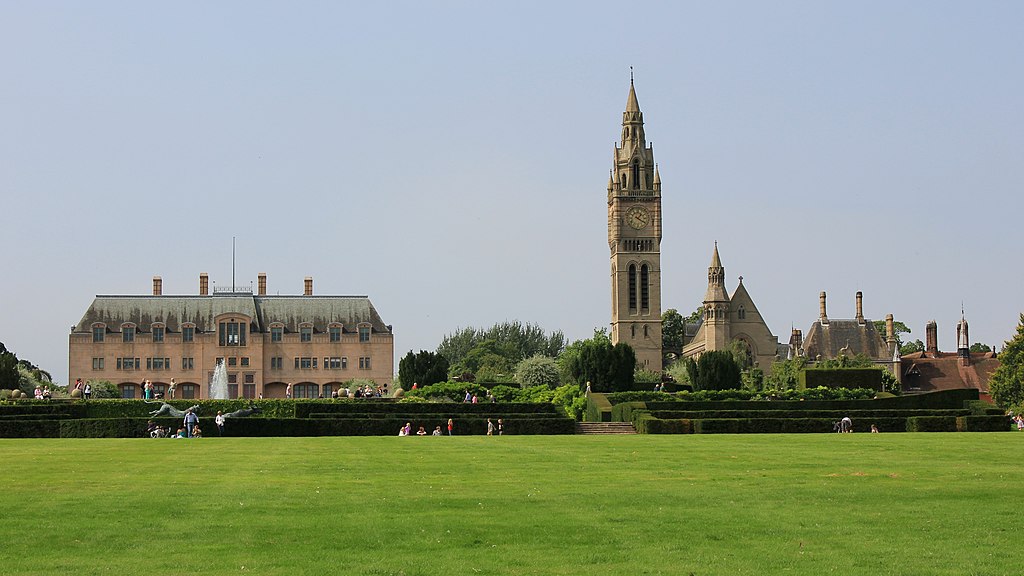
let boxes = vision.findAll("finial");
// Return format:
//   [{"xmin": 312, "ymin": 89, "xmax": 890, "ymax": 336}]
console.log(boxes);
[
  {"xmin": 630, "ymin": 66, "xmax": 633, "ymax": 84},
  {"xmin": 738, "ymin": 275, "xmax": 744, "ymax": 284}
]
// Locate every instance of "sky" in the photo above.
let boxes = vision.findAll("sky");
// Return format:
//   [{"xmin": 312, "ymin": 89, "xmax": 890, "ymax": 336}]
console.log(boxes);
[{"xmin": 2, "ymin": 1, "xmax": 1022, "ymax": 383}]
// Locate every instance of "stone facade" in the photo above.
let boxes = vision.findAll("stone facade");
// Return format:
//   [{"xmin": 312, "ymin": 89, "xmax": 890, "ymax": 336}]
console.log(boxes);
[
  {"xmin": 68, "ymin": 274, "xmax": 394, "ymax": 399},
  {"xmin": 608, "ymin": 80, "xmax": 663, "ymax": 371},
  {"xmin": 681, "ymin": 244, "xmax": 783, "ymax": 369}
]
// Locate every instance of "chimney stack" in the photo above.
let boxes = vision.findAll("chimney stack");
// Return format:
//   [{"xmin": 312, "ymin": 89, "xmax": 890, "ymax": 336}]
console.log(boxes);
[
  {"xmin": 152, "ymin": 276, "xmax": 162, "ymax": 296},
  {"xmin": 304, "ymin": 276, "xmax": 313, "ymax": 296},
  {"xmin": 926, "ymin": 320, "xmax": 938, "ymax": 357},
  {"xmin": 790, "ymin": 328, "xmax": 803, "ymax": 355},
  {"xmin": 819, "ymin": 291, "xmax": 828, "ymax": 325},
  {"xmin": 885, "ymin": 314, "xmax": 896, "ymax": 344},
  {"xmin": 855, "ymin": 291, "xmax": 864, "ymax": 324},
  {"xmin": 200, "ymin": 273, "xmax": 209, "ymax": 296},
  {"xmin": 258, "ymin": 273, "xmax": 267, "ymax": 296}
]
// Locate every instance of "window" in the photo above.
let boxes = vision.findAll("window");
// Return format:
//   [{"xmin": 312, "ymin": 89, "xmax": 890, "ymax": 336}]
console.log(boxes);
[
  {"xmin": 297, "ymin": 357, "xmax": 316, "ymax": 369},
  {"xmin": 180, "ymin": 384, "xmax": 197, "ymax": 399},
  {"xmin": 329, "ymin": 326, "xmax": 342, "ymax": 342},
  {"xmin": 228, "ymin": 384, "xmax": 238, "ymax": 399},
  {"xmin": 244, "ymin": 374, "xmax": 255, "ymax": 384},
  {"xmin": 271, "ymin": 357, "xmax": 283, "ymax": 370},
  {"xmin": 153, "ymin": 383, "xmax": 167, "ymax": 397},
  {"xmin": 182, "ymin": 357, "xmax": 194, "ymax": 370},
  {"xmin": 359, "ymin": 356, "xmax": 371, "ymax": 370},
  {"xmin": 243, "ymin": 384, "xmax": 256, "ymax": 399},
  {"xmin": 121, "ymin": 384, "xmax": 137, "ymax": 399},
  {"xmin": 628, "ymin": 264, "xmax": 637, "ymax": 310},
  {"xmin": 92, "ymin": 358, "xmax": 104, "ymax": 370},
  {"xmin": 341, "ymin": 356, "xmax": 348, "ymax": 369},
  {"xmin": 228, "ymin": 357, "xmax": 237, "ymax": 367},
  {"xmin": 92, "ymin": 326, "xmax": 105, "ymax": 342},
  {"xmin": 359, "ymin": 326, "xmax": 370, "ymax": 343},
  {"xmin": 325, "ymin": 357, "xmax": 345, "ymax": 370},
  {"xmin": 738, "ymin": 306, "xmax": 746, "ymax": 320},
  {"xmin": 117, "ymin": 357, "xmax": 140, "ymax": 370},
  {"xmin": 640, "ymin": 264, "xmax": 649, "ymax": 309},
  {"xmin": 219, "ymin": 320, "xmax": 247, "ymax": 347},
  {"xmin": 146, "ymin": 357, "xmax": 169, "ymax": 370},
  {"xmin": 241, "ymin": 357, "xmax": 250, "ymax": 367},
  {"xmin": 122, "ymin": 325, "xmax": 136, "ymax": 343},
  {"xmin": 228, "ymin": 373, "xmax": 237, "ymax": 384},
  {"xmin": 182, "ymin": 326, "xmax": 195, "ymax": 342},
  {"xmin": 271, "ymin": 326, "xmax": 283, "ymax": 342},
  {"xmin": 294, "ymin": 383, "xmax": 319, "ymax": 399},
  {"xmin": 152, "ymin": 326, "xmax": 165, "ymax": 343},
  {"xmin": 300, "ymin": 326, "xmax": 313, "ymax": 343}
]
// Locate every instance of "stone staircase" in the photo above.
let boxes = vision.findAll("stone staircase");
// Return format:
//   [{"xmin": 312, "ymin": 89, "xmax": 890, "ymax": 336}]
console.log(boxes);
[{"xmin": 575, "ymin": 422, "xmax": 636, "ymax": 435}]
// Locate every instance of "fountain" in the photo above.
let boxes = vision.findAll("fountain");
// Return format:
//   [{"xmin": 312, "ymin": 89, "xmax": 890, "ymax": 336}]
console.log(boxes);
[{"xmin": 210, "ymin": 360, "xmax": 229, "ymax": 399}]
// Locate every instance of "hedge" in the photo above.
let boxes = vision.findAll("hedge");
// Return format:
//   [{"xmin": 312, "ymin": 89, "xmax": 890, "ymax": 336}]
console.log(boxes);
[
  {"xmin": 82, "ymin": 399, "xmax": 297, "ymax": 419},
  {"xmin": 294, "ymin": 401, "xmax": 560, "ymax": 418},
  {"xmin": 640, "ymin": 389, "xmax": 980, "ymax": 413},
  {"xmin": 0, "ymin": 419, "xmax": 61, "ymax": 438},
  {"xmin": 585, "ymin": 393, "xmax": 613, "ymax": 423},
  {"xmin": 307, "ymin": 412, "xmax": 564, "ymax": 420},
  {"xmin": 51, "ymin": 416, "xmax": 575, "ymax": 438},
  {"xmin": 906, "ymin": 416, "xmax": 959, "ymax": 432},
  {"xmin": 0, "ymin": 403, "xmax": 87, "ymax": 417},
  {"xmin": 634, "ymin": 414, "xmax": 692, "ymax": 434},
  {"xmin": 956, "ymin": 415, "xmax": 1013, "ymax": 432},
  {"xmin": 645, "ymin": 409, "xmax": 970, "ymax": 420}
]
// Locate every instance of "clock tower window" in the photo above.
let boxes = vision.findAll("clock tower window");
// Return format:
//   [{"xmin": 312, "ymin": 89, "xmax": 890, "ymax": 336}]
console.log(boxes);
[
  {"xmin": 628, "ymin": 264, "xmax": 637, "ymax": 311},
  {"xmin": 641, "ymin": 264, "xmax": 650, "ymax": 310},
  {"xmin": 631, "ymin": 162, "xmax": 640, "ymax": 189}
]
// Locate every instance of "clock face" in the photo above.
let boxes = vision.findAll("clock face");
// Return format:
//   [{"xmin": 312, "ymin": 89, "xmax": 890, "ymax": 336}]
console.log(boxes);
[{"xmin": 625, "ymin": 206, "xmax": 650, "ymax": 230}]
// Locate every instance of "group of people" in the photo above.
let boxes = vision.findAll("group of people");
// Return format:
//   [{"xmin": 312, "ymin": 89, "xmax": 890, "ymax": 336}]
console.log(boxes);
[
  {"xmin": 32, "ymin": 386, "xmax": 52, "ymax": 400},
  {"xmin": 73, "ymin": 379, "xmax": 92, "ymax": 399},
  {"xmin": 1011, "ymin": 412, "xmax": 1024, "ymax": 431},
  {"xmin": 833, "ymin": 417, "xmax": 881, "ymax": 433},
  {"xmin": 397, "ymin": 418, "xmax": 503, "ymax": 436}
]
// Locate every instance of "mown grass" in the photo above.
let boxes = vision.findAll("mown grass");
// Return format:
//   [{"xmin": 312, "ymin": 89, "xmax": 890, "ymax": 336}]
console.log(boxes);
[{"xmin": 1, "ymin": 434, "xmax": 1022, "ymax": 575}]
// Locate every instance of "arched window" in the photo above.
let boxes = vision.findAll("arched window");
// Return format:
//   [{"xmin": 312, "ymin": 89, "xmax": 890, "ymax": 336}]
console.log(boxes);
[
  {"xmin": 120, "ymin": 383, "xmax": 137, "ymax": 399},
  {"xmin": 628, "ymin": 264, "xmax": 637, "ymax": 310},
  {"xmin": 738, "ymin": 306, "xmax": 746, "ymax": 320},
  {"xmin": 643, "ymin": 325, "xmax": 649, "ymax": 338},
  {"xmin": 640, "ymin": 264, "xmax": 650, "ymax": 310},
  {"xmin": 631, "ymin": 161, "xmax": 640, "ymax": 189},
  {"xmin": 179, "ymin": 383, "xmax": 197, "ymax": 399}
]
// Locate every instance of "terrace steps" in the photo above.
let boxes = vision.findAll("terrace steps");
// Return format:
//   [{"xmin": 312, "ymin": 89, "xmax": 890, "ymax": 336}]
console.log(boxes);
[{"xmin": 575, "ymin": 422, "xmax": 636, "ymax": 435}]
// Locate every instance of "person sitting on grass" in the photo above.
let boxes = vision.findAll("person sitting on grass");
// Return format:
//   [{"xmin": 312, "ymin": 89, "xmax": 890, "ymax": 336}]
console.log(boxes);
[
  {"xmin": 191, "ymin": 425, "xmax": 203, "ymax": 438},
  {"xmin": 173, "ymin": 427, "xmax": 186, "ymax": 438},
  {"xmin": 417, "ymin": 426, "xmax": 427, "ymax": 436},
  {"xmin": 432, "ymin": 426, "xmax": 442, "ymax": 436}
]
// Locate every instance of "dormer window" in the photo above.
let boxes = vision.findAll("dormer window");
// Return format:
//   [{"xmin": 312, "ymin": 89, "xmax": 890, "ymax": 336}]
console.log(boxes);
[
  {"xmin": 122, "ymin": 324, "xmax": 136, "ymax": 343},
  {"xmin": 358, "ymin": 325, "xmax": 371, "ymax": 343},
  {"xmin": 300, "ymin": 324, "xmax": 313, "ymax": 343},
  {"xmin": 329, "ymin": 324, "xmax": 342, "ymax": 343},
  {"xmin": 271, "ymin": 324, "xmax": 284, "ymax": 343},
  {"xmin": 182, "ymin": 323, "xmax": 195, "ymax": 343},
  {"xmin": 152, "ymin": 324, "xmax": 165, "ymax": 343},
  {"xmin": 92, "ymin": 323, "xmax": 106, "ymax": 343},
  {"xmin": 218, "ymin": 320, "xmax": 247, "ymax": 347}
]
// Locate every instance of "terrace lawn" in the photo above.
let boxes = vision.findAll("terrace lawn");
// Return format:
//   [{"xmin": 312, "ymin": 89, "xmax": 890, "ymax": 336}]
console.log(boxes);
[{"xmin": 2, "ymin": 434, "xmax": 1021, "ymax": 575}]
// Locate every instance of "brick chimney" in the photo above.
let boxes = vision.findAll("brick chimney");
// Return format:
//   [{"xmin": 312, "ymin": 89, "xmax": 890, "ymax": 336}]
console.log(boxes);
[
  {"xmin": 258, "ymin": 273, "xmax": 267, "ymax": 296},
  {"xmin": 790, "ymin": 328, "xmax": 803, "ymax": 355},
  {"xmin": 200, "ymin": 273, "xmax": 209, "ymax": 296},
  {"xmin": 152, "ymin": 276, "xmax": 162, "ymax": 296},
  {"xmin": 926, "ymin": 320, "xmax": 938, "ymax": 357},
  {"xmin": 885, "ymin": 314, "xmax": 896, "ymax": 345},
  {"xmin": 855, "ymin": 291, "xmax": 864, "ymax": 324},
  {"xmin": 304, "ymin": 276, "xmax": 313, "ymax": 296},
  {"xmin": 819, "ymin": 291, "xmax": 828, "ymax": 325}
]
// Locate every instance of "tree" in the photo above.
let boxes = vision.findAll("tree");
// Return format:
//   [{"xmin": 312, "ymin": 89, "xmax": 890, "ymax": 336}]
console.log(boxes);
[
  {"xmin": 873, "ymin": 319, "xmax": 912, "ymax": 348},
  {"xmin": 0, "ymin": 342, "xmax": 19, "ymax": 391},
  {"xmin": 764, "ymin": 356, "xmax": 808, "ymax": 392},
  {"xmin": 989, "ymin": 313, "xmax": 1024, "ymax": 409},
  {"xmin": 662, "ymin": 309, "xmax": 685, "ymax": 353},
  {"xmin": 514, "ymin": 355, "xmax": 560, "ymax": 388},
  {"xmin": 693, "ymin": 351, "xmax": 742, "ymax": 391},
  {"xmin": 970, "ymin": 342, "xmax": 992, "ymax": 353},
  {"xmin": 437, "ymin": 321, "xmax": 565, "ymax": 367},
  {"xmin": 561, "ymin": 330, "xmax": 636, "ymax": 392},
  {"xmin": 398, "ymin": 350, "xmax": 450, "ymax": 389},
  {"xmin": 900, "ymin": 339, "xmax": 925, "ymax": 355}
]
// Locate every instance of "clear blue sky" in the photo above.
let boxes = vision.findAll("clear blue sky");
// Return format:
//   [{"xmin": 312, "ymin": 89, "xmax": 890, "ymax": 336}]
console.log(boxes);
[{"xmin": 2, "ymin": 1, "xmax": 1022, "ymax": 383}]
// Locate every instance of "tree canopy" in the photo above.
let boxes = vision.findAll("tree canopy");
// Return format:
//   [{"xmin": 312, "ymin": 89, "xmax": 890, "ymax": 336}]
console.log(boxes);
[
  {"xmin": 989, "ymin": 313, "xmax": 1024, "ymax": 410},
  {"xmin": 437, "ymin": 321, "xmax": 565, "ymax": 368},
  {"xmin": 693, "ymin": 351, "xmax": 742, "ymax": 391},
  {"xmin": 560, "ymin": 330, "xmax": 636, "ymax": 392},
  {"xmin": 398, "ymin": 350, "xmax": 450, "ymax": 389},
  {"xmin": 0, "ymin": 342, "xmax": 19, "ymax": 391}
]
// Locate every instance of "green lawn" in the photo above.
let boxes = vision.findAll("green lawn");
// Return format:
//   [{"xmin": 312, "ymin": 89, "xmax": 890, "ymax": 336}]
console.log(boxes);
[{"xmin": 2, "ymin": 434, "xmax": 1021, "ymax": 575}]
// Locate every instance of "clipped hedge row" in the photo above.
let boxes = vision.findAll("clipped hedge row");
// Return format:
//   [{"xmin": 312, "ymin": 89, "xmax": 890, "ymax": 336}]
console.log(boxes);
[
  {"xmin": 0, "ymin": 413, "xmax": 76, "ymax": 420},
  {"xmin": 906, "ymin": 416, "xmax": 958, "ymax": 432},
  {"xmin": 585, "ymin": 393, "xmax": 613, "ymax": 423},
  {"xmin": 646, "ymin": 409, "xmax": 971, "ymax": 420},
  {"xmin": 0, "ymin": 403, "xmax": 87, "ymax": 417},
  {"xmin": 0, "ymin": 419, "xmax": 61, "ymax": 438},
  {"xmin": 641, "ymin": 389, "xmax": 981, "ymax": 413},
  {"xmin": 295, "ymin": 401, "xmax": 560, "ymax": 418},
  {"xmin": 637, "ymin": 416, "xmax": 917, "ymax": 434},
  {"xmin": 956, "ymin": 415, "xmax": 1012, "ymax": 432},
  {"xmin": 799, "ymin": 368, "xmax": 883, "ymax": 391},
  {"xmin": 51, "ymin": 416, "xmax": 575, "ymax": 438},
  {"xmin": 634, "ymin": 414, "xmax": 692, "ymax": 434},
  {"xmin": 82, "ymin": 399, "xmax": 297, "ymax": 419},
  {"xmin": 307, "ymin": 412, "xmax": 564, "ymax": 420}
]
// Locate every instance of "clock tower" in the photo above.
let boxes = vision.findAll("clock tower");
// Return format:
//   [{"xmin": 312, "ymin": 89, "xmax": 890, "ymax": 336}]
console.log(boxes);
[{"xmin": 608, "ymin": 78, "xmax": 662, "ymax": 370}]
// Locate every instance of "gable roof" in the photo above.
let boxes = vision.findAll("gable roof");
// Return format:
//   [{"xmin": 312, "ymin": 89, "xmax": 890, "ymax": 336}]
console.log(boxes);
[{"xmin": 802, "ymin": 318, "xmax": 889, "ymax": 361}]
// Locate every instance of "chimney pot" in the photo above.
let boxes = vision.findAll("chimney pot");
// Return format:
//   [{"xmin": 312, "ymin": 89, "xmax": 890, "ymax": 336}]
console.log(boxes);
[
  {"xmin": 304, "ymin": 276, "xmax": 313, "ymax": 296},
  {"xmin": 200, "ymin": 273, "xmax": 209, "ymax": 296},
  {"xmin": 855, "ymin": 291, "xmax": 864, "ymax": 323},
  {"xmin": 258, "ymin": 272, "xmax": 267, "ymax": 296},
  {"xmin": 153, "ymin": 276, "xmax": 162, "ymax": 296},
  {"xmin": 819, "ymin": 291, "xmax": 828, "ymax": 324}
]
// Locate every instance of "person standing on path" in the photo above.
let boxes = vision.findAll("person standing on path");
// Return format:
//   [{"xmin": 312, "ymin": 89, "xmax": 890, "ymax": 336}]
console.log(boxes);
[
  {"xmin": 447, "ymin": 418, "xmax": 454, "ymax": 436},
  {"xmin": 83, "ymin": 382, "xmax": 92, "ymax": 400},
  {"xmin": 486, "ymin": 418, "xmax": 494, "ymax": 436},
  {"xmin": 215, "ymin": 411, "xmax": 226, "ymax": 436}
]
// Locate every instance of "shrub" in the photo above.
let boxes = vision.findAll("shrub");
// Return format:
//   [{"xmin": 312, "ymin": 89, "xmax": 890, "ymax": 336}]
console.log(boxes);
[
  {"xmin": 515, "ymin": 355, "xmax": 560, "ymax": 388},
  {"xmin": 956, "ymin": 415, "xmax": 1013, "ymax": 432},
  {"xmin": 906, "ymin": 416, "xmax": 958, "ymax": 432}
]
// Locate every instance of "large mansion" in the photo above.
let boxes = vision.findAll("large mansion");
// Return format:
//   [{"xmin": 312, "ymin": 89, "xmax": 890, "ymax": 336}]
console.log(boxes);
[{"xmin": 69, "ymin": 274, "xmax": 394, "ymax": 399}]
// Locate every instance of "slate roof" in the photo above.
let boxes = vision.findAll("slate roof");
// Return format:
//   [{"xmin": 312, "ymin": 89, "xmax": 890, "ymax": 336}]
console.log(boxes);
[
  {"xmin": 801, "ymin": 318, "xmax": 889, "ymax": 361},
  {"xmin": 73, "ymin": 293, "xmax": 391, "ymax": 334}
]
